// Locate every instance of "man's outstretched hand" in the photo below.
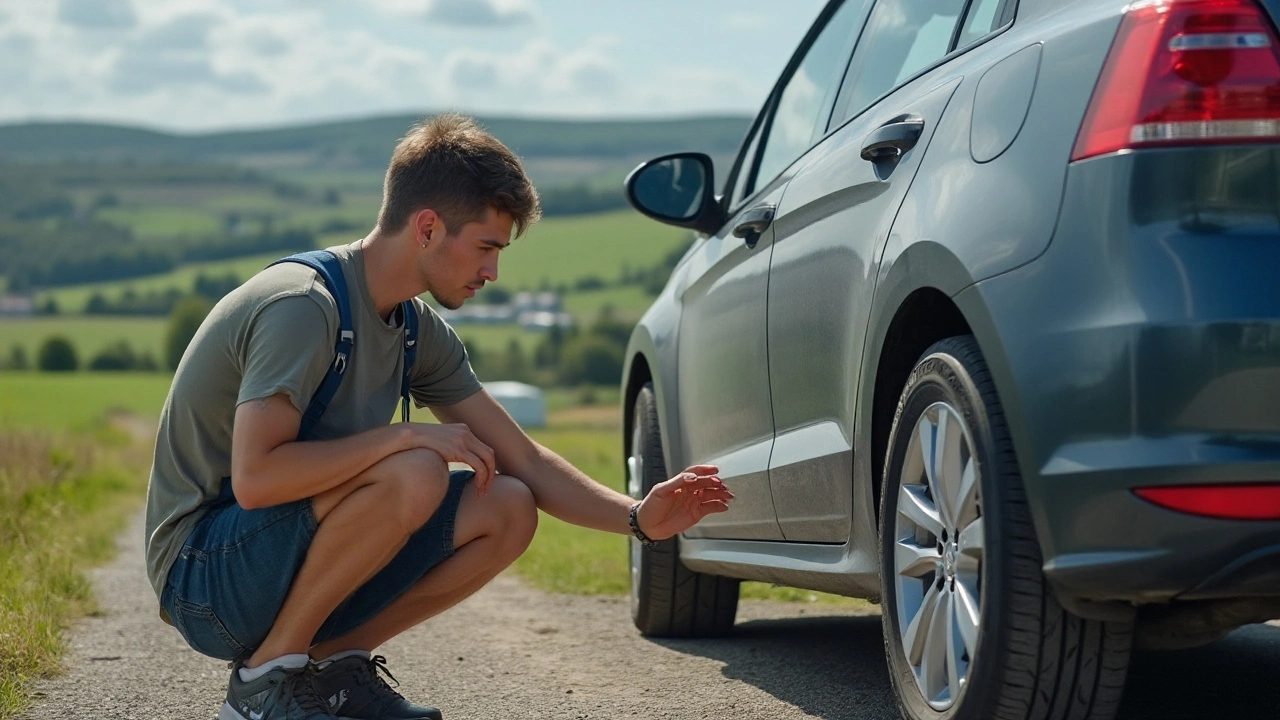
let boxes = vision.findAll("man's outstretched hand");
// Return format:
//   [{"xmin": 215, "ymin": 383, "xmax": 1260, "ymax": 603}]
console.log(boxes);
[{"xmin": 636, "ymin": 464, "xmax": 734, "ymax": 541}]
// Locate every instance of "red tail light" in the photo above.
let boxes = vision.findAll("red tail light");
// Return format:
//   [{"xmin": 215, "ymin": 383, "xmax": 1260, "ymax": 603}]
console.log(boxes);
[
  {"xmin": 1133, "ymin": 483, "xmax": 1280, "ymax": 519},
  {"xmin": 1072, "ymin": 0, "xmax": 1280, "ymax": 161}
]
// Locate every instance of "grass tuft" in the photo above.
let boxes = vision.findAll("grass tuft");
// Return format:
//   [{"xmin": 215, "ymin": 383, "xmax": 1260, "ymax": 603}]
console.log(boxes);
[{"xmin": 0, "ymin": 431, "xmax": 147, "ymax": 719}]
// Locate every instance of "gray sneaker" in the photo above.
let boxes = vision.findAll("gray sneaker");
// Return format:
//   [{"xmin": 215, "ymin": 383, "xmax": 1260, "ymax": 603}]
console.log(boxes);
[
  {"xmin": 217, "ymin": 663, "xmax": 338, "ymax": 720},
  {"xmin": 311, "ymin": 655, "xmax": 442, "ymax": 720}
]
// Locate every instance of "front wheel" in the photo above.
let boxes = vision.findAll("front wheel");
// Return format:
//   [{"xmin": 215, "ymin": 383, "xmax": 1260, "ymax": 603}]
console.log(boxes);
[
  {"xmin": 628, "ymin": 383, "xmax": 738, "ymax": 637},
  {"xmin": 879, "ymin": 336, "xmax": 1132, "ymax": 720}
]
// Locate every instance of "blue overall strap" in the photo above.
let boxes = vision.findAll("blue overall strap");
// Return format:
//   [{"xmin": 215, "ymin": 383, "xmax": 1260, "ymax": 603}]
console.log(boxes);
[
  {"xmin": 400, "ymin": 299, "xmax": 418, "ymax": 423},
  {"xmin": 267, "ymin": 250, "xmax": 354, "ymax": 441}
]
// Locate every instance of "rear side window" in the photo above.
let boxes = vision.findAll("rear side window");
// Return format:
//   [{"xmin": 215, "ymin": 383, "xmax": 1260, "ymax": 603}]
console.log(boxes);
[
  {"xmin": 956, "ymin": 0, "xmax": 1011, "ymax": 49},
  {"xmin": 836, "ymin": 0, "xmax": 968, "ymax": 122},
  {"xmin": 750, "ymin": 0, "xmax": 866, "ymax": 194}
]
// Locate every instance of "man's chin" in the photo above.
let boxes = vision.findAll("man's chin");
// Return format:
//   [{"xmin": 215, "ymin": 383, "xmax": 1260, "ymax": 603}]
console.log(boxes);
[{"xmin": 431, "ymin": 291, "xmax": 464, "ymax": 311}]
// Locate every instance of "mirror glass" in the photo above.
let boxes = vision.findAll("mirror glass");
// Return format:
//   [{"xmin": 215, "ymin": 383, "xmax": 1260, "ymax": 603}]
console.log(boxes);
[{"xmin": 631, "ymin": 157, "xmax": 707, "ymax": 221}]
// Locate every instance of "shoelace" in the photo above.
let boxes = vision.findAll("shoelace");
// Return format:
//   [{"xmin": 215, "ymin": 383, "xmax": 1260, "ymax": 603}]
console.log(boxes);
[
  {"xmin": 286, "ymin": 670, "xmax": 335, "ymax": 717},
  {"xmin": 354, "ymin": 655, "xmax": 403, "ymax": 695}
]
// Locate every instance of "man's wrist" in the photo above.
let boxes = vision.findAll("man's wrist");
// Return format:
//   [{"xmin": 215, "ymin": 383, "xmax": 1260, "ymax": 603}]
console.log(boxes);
[{"xmin": 628, "ymin": 502, "xmax": 656, "ymax": 547}]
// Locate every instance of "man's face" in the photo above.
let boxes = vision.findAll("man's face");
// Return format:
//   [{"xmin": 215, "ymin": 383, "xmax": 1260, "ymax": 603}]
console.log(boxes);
[{"xmin": 422, "ymin": 207, "xmax": 514, "ymax": 310}]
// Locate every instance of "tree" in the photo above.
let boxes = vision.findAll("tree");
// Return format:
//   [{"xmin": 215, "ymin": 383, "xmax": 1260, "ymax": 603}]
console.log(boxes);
[
  {"xmin": 38, "ymin": 336, "xmax": 78, "ymax": 372},
  {"xmin": 558, "ymin": 335, "xmax": 623, "ymax": 386},
  {"xmin": 5, "ymin": 345, "xmax": 29, "ymax": 371},
  {"xmin": 165, "ymin": 295, "xmax": 212, "ymax": 371},
  {"xmin": 502, "ymin": 338, "xmax": 529, "ymax": 383},
  {"xmin": 89, "ymin": 340, "xmax": 139, "ymax": 371}
]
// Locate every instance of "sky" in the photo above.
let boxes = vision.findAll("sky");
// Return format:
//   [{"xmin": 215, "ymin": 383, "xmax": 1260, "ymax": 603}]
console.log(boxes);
[{"xmin": 0, "ymin": 0, "xmax": 829, "ymax": 132}]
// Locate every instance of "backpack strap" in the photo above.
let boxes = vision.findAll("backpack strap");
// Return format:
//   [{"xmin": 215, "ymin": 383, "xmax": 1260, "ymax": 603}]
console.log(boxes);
[
  {"xmin": 267, "ymin": 250, "xmax": 353, "ymax": 442},
  {"xmin": 400, "ymin": 299, "xmax": 418, "ymax": 423}
]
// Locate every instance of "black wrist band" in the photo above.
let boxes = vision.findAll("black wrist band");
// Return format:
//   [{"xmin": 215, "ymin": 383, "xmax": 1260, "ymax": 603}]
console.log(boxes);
[{"xmin": 629, "ymin": 502, "xmax": 656, "ymax": 547}]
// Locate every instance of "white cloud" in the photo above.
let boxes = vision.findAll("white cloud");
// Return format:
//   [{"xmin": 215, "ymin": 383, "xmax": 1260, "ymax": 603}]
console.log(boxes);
[
  {"xmin": 424, "ymin": 0, "xmax": 536, "ymax": 27},
  {"xmin": 57, "ymin": 0, "xmax": 137, "ymax": 29}
]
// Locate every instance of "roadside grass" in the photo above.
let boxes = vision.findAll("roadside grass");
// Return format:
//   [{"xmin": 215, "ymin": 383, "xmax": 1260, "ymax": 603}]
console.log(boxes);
[{"xmin": 0, "ymin": 427, "xmax": 149, "ymax": 720}]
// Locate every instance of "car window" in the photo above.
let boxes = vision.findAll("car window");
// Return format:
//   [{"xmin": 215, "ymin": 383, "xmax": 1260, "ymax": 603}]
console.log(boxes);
[
  {"xmin": 955, "ymin": 0, "xmax": 1012, "ymax": 50},
  {"xmin": 749, "ymin": 0, "xmax": 866, "ymax": 195},
  {"xmin": 834, "ymin": 0, "xmax": 968, "ymax": 124},
  {"xmin": 727, "ymin": 113, "xmax": 766, "ymax": 210}
]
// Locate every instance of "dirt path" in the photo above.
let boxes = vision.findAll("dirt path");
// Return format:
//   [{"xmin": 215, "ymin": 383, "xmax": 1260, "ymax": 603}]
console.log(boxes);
[
  {"xmin": 20, "ymin": 509, "xmax": 889, "ymax": 720},
  {"xmin": 22, "ymin": 508, "xmax": 1280, "ymax": 720}
]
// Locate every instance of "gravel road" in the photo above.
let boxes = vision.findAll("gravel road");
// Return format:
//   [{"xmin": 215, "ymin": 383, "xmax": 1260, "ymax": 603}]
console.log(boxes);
[{"xmin": 21, "ymin": 509, "xmax": 1280, "ymax": 720}]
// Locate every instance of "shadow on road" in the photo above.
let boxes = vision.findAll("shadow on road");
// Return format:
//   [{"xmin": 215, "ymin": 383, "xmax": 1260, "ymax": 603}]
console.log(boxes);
[
  {"xmin": 655, "ymin": 616, "xmax": 1280, "ymax": 720},
  {"xmin": 655, "ymin": 615, "xmax": 899, "ymax": 720},
  {"xmin": 1118, "ymin": 623, "xmax": 1280, "ymax": 720}
]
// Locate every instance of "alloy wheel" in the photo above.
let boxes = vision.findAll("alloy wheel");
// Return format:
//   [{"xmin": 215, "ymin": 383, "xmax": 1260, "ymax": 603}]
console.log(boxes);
[{"xmin": 892, "ymin": 401, "xmax": 985, "ymax": 711}]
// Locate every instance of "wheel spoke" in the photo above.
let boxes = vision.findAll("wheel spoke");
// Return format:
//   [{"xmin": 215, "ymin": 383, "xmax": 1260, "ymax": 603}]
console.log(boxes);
[
  {"xmin": 898, "ymin": 485, "xmax": 943, "ymax": 538},
  {"xmin": 946, "ymin": 588, "xmax": 963, "ymax": 701},
  {"xmin": 954, "ymin": 579, "xmax": 980, "ymax": 657},
  {"xmin": 954, "ymin": 456, "xmax": 979, "ymax": 528},
  {"xmin": 896, "ymin": 539, "xmax": 941, "ymax": 579},
  {"xmin": 958, "ymin": 517, "xmax": 984, "ymax": 559},
  {"xmin": 902, "ymin": 581, "xmax": 942, "ymax": 666},
  {"xmin": 921, "ymin": 586, "xmax": 952, "ymax": 702},
  {"xmin": 935, "ymin": 410, "xmax": 965, "ymax": 529}
]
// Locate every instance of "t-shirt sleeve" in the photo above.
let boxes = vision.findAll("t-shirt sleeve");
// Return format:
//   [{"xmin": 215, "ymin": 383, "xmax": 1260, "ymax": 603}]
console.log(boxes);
[
  {"xmin": 237, "ymin": 294, "xmax": 335, "ymax": 413},
  {"xmin": 409, "ymin": 303, "xmax": 483, "ymax": 408}
]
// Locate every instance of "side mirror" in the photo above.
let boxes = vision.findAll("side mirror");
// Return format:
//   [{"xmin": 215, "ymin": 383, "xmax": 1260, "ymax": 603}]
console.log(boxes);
[{"xmin": 624, "ymin": 152, "xmax": 726, "ymax": 236}]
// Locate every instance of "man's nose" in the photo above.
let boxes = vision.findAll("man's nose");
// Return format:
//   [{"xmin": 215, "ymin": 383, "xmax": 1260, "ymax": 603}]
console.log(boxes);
[{"xmin": 480, "ymin": 259, "xmax": 498, "ymax": 282}]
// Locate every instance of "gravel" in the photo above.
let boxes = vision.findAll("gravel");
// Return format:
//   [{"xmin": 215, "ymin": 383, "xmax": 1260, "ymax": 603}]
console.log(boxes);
[{"xmin": 20, "ymin": 510, "xmax": 1280, "ymax": 720}]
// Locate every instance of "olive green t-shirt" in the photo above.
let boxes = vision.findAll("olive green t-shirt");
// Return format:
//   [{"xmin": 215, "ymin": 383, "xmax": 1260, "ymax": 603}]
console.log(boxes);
[{"xmin": 144, "ymin": 241, "xmax": 482, "ymax": 599}]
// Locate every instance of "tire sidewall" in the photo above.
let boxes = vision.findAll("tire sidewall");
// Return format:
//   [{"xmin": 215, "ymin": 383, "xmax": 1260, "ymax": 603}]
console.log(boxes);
[
  {"xmin": 879, "ymin": 339, "xmax": 1014, "ymax": 720},
  {"xmin": 629, "ymin": 384, "xmax": 676, "ymax": 630}
]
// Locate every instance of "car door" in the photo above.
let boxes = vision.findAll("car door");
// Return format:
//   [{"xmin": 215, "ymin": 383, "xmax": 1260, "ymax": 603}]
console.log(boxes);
[
  {"xmin": 767, "ymin": 0, "xmax": 987, "ymax": 543},
  {"xmin": 674, "ymin": 178, "xmax": 785, "ymax": 541},
  {"xmin": 676, "ymin": 0, "xmax": 873, "ymax": 541}
]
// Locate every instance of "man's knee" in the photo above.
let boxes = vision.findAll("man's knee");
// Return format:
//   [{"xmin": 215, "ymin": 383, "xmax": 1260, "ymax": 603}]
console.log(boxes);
[
  {"xmin": 486, "ymin": 475, "xmax": 538, "ymax": 556},
  {"xmin": 365, "ymin": 449, "xmax": 450, "ymax": 531}
]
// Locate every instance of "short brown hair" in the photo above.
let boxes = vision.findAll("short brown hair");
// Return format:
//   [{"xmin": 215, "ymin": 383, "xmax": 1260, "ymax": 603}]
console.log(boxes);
[{"xmin": 378, "ymin": 113, "xmax": 541, "ymax": 237}]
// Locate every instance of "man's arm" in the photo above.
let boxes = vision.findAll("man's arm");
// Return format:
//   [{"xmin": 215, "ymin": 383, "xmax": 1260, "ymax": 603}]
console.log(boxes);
[
  {"xmin": 431, "ymin": 390, "xmax": 732, "ymax": 540},
  {"xmin": 230, "ymin": 394, "xmax": 496, "ymax": 509}
]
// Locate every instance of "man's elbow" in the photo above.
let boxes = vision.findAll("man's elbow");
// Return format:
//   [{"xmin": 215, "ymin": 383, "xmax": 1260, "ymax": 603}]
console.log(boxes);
[{"xmin": 229, "ymin": 474, "xmax": 270, "ymax": 510}]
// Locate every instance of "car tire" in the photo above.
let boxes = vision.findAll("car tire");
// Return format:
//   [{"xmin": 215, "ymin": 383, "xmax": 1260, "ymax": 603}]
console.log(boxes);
[
  {"xmin": 628, "ymin": 382, "xmax": 739, "ymax": 638},
  {"xmin": 879, "ymin": 336, "xmax": 1133, "ymax": 720}
]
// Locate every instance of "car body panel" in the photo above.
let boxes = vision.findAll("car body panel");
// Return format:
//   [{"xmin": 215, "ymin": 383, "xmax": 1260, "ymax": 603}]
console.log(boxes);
[
  {"xmin": 765, "ymin": 76, "xmax": 962, "ymax": 543},
  {"xmin": 674, "ymin": 182, "xmax": 789, "ymax": 540}
]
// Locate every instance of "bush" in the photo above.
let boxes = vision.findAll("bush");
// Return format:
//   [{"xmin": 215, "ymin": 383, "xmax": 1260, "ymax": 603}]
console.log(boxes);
[
  {"xmin": 165, "ymin": 295, "xmax": 212, "ymax": 370},
  {"xmin": 558, "ymin": 334, "xmax": 623, "ymax": 386},
  {"xmin": 88, "ymin": 340, "xmax": 140, "ymax": 371},
  {"xmin": 4, "ymin": 345, "xmax": 29, "ymax": 370},
  {"xmin": 37, "ymin": 336, "xmax": 78, "ymax": 372}
]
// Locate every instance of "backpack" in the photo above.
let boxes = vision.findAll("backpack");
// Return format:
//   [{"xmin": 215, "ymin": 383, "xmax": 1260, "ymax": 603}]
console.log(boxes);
[{"xmin": 268, "ymin": 250, "xmax": 419, "ymax": 441}]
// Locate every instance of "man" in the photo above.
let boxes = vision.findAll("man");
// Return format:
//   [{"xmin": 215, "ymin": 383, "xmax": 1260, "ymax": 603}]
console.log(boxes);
[{"xmin": 144, "ymin": 113, "xmax": 733, "ymax": 720}]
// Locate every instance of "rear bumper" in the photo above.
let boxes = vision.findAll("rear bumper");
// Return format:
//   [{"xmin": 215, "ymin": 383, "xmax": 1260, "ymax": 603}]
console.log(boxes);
[{"xmin": 957, "ymin": 146, "xmax": 1280, "ymax": 609}]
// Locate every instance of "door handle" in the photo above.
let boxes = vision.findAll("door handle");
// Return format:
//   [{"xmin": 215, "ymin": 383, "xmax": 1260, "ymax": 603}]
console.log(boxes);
[
  {"xmin": 860, "ymin": 118, "xmax": 925, "ymax": 162},
  {"xmin": 732, "ymin": 204, "xmax": 775, "ymax": 248}
]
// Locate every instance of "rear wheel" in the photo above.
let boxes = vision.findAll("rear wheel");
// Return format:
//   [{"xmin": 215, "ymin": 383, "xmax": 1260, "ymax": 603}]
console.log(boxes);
[
  {"xmin": 879, "ymin": 336, "xmax": 1133, "ymax": 720},
  {"xmin": 628, "ymin": 382, "xmax": 739, "ymax": 637}
]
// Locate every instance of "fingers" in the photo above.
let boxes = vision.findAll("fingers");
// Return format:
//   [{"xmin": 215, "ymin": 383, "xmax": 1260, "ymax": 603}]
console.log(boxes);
[
  {"xmin": 652, "ymin": 471, "xmax": 727, "ymax": 499},
  {"xmin": 464, "ymin": 451, "xmax": 493, "ymax": 496},
  {"xmin": 465, "ymin": 434, "xmax": 495, "ymax": 495}
]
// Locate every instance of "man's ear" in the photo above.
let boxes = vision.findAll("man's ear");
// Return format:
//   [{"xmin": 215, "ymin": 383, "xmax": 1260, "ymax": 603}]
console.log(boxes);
[{"xmin": 413, "ymin": 208, "xmax": 442, "ymax": 247}]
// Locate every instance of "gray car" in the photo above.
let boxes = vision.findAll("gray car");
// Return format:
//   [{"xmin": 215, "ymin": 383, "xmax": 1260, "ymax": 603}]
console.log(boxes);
[{"xmin": 619, "ymin": 0, "xmax": 1280, "ymax": 718}]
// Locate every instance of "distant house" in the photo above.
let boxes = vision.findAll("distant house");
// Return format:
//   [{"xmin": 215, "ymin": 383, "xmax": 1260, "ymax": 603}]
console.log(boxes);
[
  {"xmin": 437, "ymin": 292, "xmax": 570, "ymax": 330},
  {"xmin": 0, "ymin": 295, "xmax": 34, "ymax": 317}
]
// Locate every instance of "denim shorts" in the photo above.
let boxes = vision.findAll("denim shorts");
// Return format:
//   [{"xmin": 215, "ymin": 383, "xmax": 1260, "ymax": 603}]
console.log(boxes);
[{"xmin": 161, "ymin": 470, "xmax": 473, "ymax": 661}]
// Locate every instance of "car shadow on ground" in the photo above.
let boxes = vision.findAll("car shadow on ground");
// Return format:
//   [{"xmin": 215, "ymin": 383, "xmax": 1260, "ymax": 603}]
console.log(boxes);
[
  {"xmin": 653, "ymin": 615, "xmax": 900, "ymax": 720},
  {"xmin": 654, "ymin": 617, "xmax": 1280, "ymax": 720},
  {"xmin": 1118, "ymin": 623, "xmax": 1280, "ymax": 720}
]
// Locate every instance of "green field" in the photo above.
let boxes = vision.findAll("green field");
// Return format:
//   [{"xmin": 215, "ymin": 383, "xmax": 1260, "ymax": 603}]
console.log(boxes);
[
  {"xmin": 0, "ymin": 317, "xmax": 168, "ymax": 367},
  {"xmin": 0, "ymin": 373, "xmax": 171, "ymax": 431},
  {"xmin": 36, "ymin": 209, "xmax": 683, "ymax": 319}
]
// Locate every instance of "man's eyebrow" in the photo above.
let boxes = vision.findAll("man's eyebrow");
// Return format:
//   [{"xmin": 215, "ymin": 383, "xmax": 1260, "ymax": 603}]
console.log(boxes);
[{"xmin": 481, "ymin": 238, "xmax": 510, "ymax": 250}]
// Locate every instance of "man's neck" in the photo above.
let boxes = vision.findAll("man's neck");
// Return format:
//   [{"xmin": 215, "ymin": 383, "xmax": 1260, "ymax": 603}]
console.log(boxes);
[{"xmin": 358, "ymin": 227, "xmax": 424, "ymax": 320}]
